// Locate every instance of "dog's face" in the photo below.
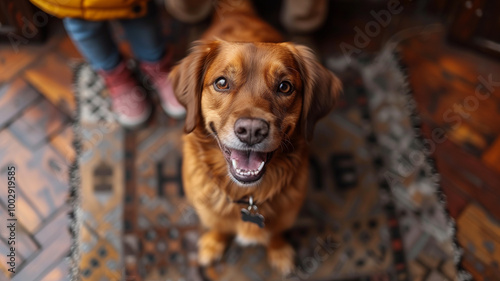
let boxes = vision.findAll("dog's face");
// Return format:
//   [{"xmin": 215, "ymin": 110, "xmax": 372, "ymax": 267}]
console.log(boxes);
[{"xmin": 169, "ymin": 41, "xmax": 341, "ymax": 186}]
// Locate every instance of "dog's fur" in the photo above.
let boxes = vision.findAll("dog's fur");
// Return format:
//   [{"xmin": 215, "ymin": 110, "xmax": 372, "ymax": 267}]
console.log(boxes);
[{"xmin": 168, "ymin": 1, "xmax": 342, "ymax": 275}]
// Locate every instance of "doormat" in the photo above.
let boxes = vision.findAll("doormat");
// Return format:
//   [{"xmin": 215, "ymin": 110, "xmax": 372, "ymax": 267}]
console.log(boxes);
[{"xmin": 70, "ymin": 49, "xmax": 471, "ymax": 281}]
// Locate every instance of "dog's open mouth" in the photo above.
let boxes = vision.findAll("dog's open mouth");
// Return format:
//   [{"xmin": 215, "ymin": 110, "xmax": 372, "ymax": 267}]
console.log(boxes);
[{"xmin": 221, "ymin": 145, "xmax": 274, "ymax": 184}]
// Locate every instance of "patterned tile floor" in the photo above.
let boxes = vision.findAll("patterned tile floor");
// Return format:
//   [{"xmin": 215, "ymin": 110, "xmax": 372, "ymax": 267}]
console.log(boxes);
[{"xmin": 0, "ymin": 4, "xmax": 499, "ymax": 280}]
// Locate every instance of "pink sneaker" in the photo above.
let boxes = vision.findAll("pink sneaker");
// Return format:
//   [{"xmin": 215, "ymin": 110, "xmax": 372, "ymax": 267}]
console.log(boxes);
[
  {"xmin": 140, "ymin": 53, "xmax": 186, "ymax": 119},
  {"xmin": 99, "ymin": 61, "xmax": 152, "ymax": 128}
]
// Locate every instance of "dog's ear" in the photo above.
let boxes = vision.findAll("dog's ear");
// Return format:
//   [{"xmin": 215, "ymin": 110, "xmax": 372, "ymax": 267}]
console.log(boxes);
[
  {"xmin": 286, "ymin": 44, "xmax": 342, "ymax": 141},
  {"xmin": 169, "ymin": 41, "xmax": 220, "ymax": 133}
]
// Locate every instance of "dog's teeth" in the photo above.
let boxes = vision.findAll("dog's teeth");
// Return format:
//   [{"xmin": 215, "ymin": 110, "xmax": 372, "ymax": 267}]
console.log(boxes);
[
  {"xmin": 234, "ymin": 165, "xmax": 264, "ymax": 177},
  {"xmin": 257, "ymin": 161, "xmax": 265, "ymax": 172}
]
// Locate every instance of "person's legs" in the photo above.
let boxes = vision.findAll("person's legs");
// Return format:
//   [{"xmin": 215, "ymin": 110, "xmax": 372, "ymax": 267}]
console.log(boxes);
[
  {"xmin": 63, "ymin": 18, "xmax": 121, "ymax": 71},
  {"xmin": 119, "ymin": 2, "xmax": 185, "ymax": 119},
  {"xmin": 119, "ymin": 1, "xmax": 165, "ymax": 63},
  {"xmin": 63, "ymin": 18, "xmax": 151, "ymax": 127}
]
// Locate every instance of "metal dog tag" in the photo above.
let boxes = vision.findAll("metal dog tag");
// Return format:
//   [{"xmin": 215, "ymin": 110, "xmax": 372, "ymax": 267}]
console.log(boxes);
[{"xmin": 240, "ymin": 196, "xmax": 265, "ymax": 228}]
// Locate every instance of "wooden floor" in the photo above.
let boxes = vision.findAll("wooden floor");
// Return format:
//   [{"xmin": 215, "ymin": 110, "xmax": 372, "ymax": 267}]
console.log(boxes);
[
  {"xmin": 0, "ymin": 2, "xmax": 499, "ymax": 280},
  {"xmin": 400, "ymin": 32, "xmax": 500, "ymax": 280},
  {"xmin": 0, "ymin": 26, "xmax": 77, "ymax": 280}
]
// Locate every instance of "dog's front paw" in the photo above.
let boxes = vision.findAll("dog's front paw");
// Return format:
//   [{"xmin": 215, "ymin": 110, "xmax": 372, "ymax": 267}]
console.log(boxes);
[
  {"xmin": 268, "ymin": 241, "xmax": 295, "ymax": 276},
  {"xmin": 198, "ymin": 231, "xmax": 229, "ymax": 266}
]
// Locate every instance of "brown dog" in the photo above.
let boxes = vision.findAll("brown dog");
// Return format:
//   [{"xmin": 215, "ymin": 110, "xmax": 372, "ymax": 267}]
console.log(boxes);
[{"xmin": 168, "ymin": 0, "xmax": 342, "ymax": 275}]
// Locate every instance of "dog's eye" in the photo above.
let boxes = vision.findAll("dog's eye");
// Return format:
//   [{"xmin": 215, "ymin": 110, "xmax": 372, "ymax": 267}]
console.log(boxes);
[
  {"xmin": 278, "ymin": 81, "xmax": 293, "ymax": 94},
  {"xmin": 214, "ymin": 77, "xmax": 229, "ymax": 91}
]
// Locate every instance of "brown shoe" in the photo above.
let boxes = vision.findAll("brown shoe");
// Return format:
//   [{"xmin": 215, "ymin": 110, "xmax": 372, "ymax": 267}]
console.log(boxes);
[
  {"xmin": 281, "ymin": 0, "xmax": 329, "ymax": 34},
  {"xmin": 165, "ymin": 0, "xmax": 213, "ymax": 24}
]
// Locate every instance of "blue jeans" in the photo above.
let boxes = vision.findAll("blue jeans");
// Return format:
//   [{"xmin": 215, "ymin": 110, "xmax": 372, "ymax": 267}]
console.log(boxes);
[{"xmin": 63, "ymin": 2, "xmax": 165, "ymax": 71}]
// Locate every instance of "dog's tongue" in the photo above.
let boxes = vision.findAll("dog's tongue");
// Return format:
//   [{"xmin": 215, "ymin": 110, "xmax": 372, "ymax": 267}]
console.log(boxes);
[{"xmin": 230, "ymin": 149, "xmax": 267, "ymax": 170}]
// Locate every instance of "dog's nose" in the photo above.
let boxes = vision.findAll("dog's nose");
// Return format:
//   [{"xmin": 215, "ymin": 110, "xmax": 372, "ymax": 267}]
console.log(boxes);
[{"xmin": 234, "ymin": 118, "xmax": 269, "ymax": 145}]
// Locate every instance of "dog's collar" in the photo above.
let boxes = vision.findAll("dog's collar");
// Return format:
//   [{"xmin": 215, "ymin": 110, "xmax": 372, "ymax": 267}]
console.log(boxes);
[
  {"xmin": 231, "ymin": 195, "xmax": 258, "ymax": 206},
  {"xmin": 229, "ymin": 195, "xmax": 265, "ymax": 228}
]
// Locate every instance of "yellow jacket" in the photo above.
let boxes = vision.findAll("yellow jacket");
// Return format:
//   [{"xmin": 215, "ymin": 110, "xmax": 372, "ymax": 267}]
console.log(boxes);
[{"xmin": 30, "ymin": 0, "xmax": 150, "ymax": 20}]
